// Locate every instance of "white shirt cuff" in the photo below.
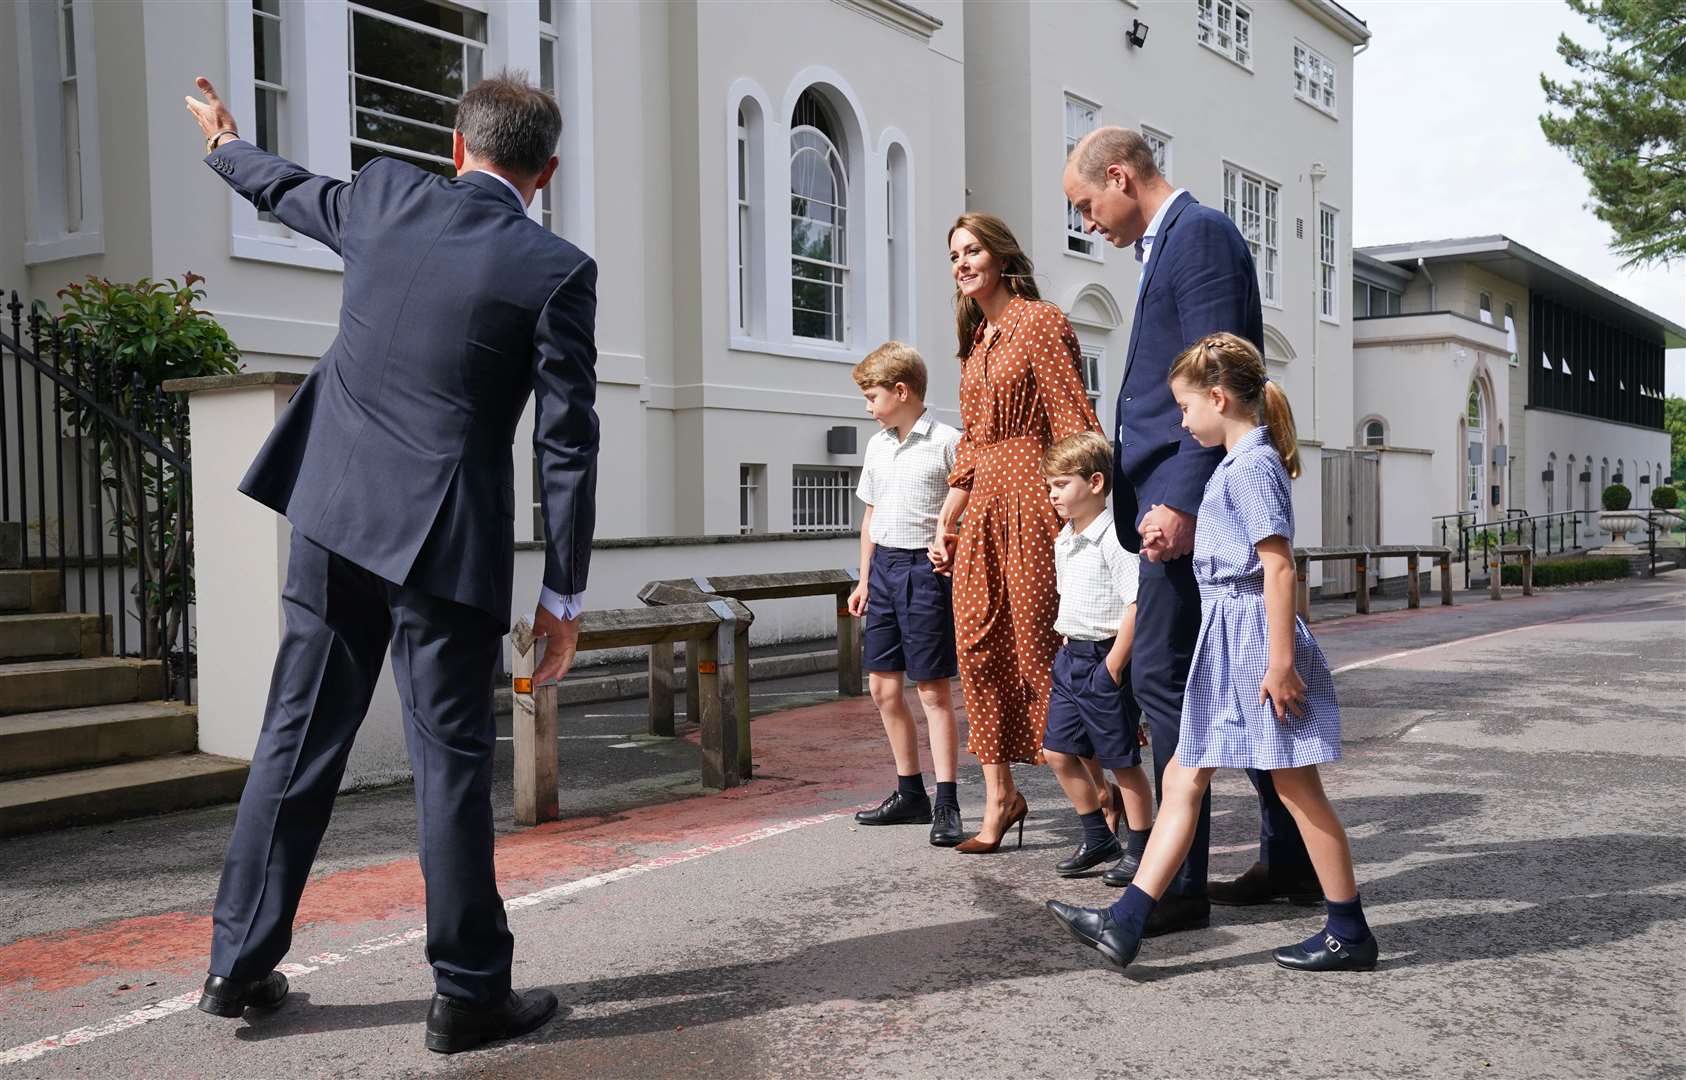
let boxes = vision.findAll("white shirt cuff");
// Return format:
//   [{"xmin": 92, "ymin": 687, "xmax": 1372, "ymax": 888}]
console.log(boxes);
[{"xmin": 538, "ymin": 586, "xmax": 584, "ymax": 621}]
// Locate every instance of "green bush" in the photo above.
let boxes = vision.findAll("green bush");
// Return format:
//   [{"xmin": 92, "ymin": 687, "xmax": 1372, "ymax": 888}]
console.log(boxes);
[
  {"xmin": 1602, "ymin": 483, "xmax": 1631, "ymax": 511},
  {"xmin": 1653, "ymin": 485, "xmax": 1678, "ymax": 510},
  {"xmin": 1502, "ymin": 555, "xmax": 1630, "ymax": 587}
]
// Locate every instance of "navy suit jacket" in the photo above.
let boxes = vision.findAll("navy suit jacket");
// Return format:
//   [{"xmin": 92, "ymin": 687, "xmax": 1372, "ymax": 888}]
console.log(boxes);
[
  {"xmin": 206, "ymin": 141, "xmax": 599, "ymax": 624},
  {"xmin": 1112, "ymin": 192, "xmax": 1264, "ymax": 553}
]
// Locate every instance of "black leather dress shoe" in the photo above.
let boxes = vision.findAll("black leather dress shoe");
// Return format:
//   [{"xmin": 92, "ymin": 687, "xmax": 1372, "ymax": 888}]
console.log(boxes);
[
  {"xmin": 1273, "ymin": 932, "xmax": 1378, "ymax": 972},
  {"xmin": 1101, "ymin": 848, "xmax": 1142, "ymax": 887},
  {"xmin": 1142, "ymin": 892, "xmax": 1211, "ymax": 937},
  {"xmin": 1045, "ymin": 900, "xmax": 1142, "ymax": 972},
  {"xmin": 855, "ymin": 790, "xmax": 933, "ymax": 826},
  {"xmin": 1055, "ymin": 835, "xmax": 1122, "ymax": 877},
  {"xmin": 929, "ymin": 803, "xmax": 963, "ymax": 846},
  {"xmin": 1209, "ymin": 861, "xmax": 1322, "ymax": 907},
  {"xmin": 196, "ymin": 971, "xmax": 289, "ymax": 1018},
  {"xmin": 425, "ymin": 989, "xmax": 560, "ymax": 1054}
]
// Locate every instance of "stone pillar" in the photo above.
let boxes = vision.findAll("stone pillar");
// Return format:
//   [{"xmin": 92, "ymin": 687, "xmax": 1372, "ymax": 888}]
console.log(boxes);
[{"xmin": 164, "ymin": 372, "xmax": 304, "ymax": 761}]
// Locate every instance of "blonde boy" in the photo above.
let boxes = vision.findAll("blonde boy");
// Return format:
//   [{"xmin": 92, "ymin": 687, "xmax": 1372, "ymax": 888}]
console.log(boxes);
[
  {"xmin": 847, "ymin": 342, "xmax": 965, "ymax": 846},
  {"xmin": 1041, "ymin": 432, "xmax": 1155, "ymax": 882}
]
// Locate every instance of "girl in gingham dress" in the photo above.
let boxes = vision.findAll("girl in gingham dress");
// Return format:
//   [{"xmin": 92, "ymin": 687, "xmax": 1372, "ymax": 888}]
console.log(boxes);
[{"xmin": 1046, "ymin": 333, "xmax": 1377, "ymax": 975}]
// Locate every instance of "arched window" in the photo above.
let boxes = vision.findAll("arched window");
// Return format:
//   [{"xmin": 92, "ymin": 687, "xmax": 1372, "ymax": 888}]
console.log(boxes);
[
  {"xmin": 1600, "ymin": 457, "xmax": 1609, "ymax": 495},
  {"xmin": 1614, "ymin": 458, "xmax": 1625, "ymax": 484},
  {"xmin": 731, "ymin": 97, "xmax": 766, "ymax": 337},
  {"xmin": 1361, "ymin": 418, "xmax": 1385, "ymax": 447},
  {"xmin": 790, "ymin": 89, "xmax": 849, "ymax": 343},
  {"xmin": 1465, "ymin": 382, "xmax": 1486, "ymax": 513},
  {"xmin": 884, "ymin": 140, "xmax": 911, "ymax": 342},
  {"xmin": 1545, "ymin": 451, "xmax": 1557, "ymax": 513}
]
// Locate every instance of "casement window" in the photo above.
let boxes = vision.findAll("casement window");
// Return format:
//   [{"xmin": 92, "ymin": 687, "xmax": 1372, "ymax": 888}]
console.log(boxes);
[
  {"xmin": 739, "ymin": 464, "xmax": 766, "ymax": 534},
  {"xmin": 1197, "ymin": 0, "xmax": 1253, "ymax": 69},
  {"xmin": 1142, "ymin": 126, "xmax": 1172, "ymax": 182},
  {"xmin": 1064, "ymin": 94, "xmax": 1102, "ymax": 259},
  {"xmin": 1293, "ymin": 42, "xmax": 1336, "ymax": 115},
  {"xmin": 792, "ymin": 466, "xmax": 858, "ymax": 531},
  {"xmin": 1079, "ymin": 345, "xmax": 1104, "ymax": 411},
  {"xmin": 15, "ymin": 0, "xmax": 104, "ymax": 263},
  {"xmin": 1223, "ymin": 164, "xmax": 1280, "ymax": 305},
  {"xmin": 885, "ymin": 142, "xmax": 912, "ymax": 341},
  {"xmin": 347, "ymin": 0, "xmax": 486, "ymax": 177},
  {"xmin": 790, "ymin": 89, "xmax": 850, "ymax": 343},
  {"xmin": 1318, "ymin": 205, "xmax": 1338, "ymax": 321}
]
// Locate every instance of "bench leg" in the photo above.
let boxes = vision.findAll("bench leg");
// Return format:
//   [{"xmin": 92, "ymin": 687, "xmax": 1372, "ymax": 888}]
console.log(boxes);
[
  {"xmin": 514, "ymin": 681, "xmax": 560, "ymax": 826},
  {"xmin": 685, "ymin": 645, "xmax": 700, "ymax": 728},
  {"xmin": 733, "ymin": 621, "xmax": 752, "ymax": 779},
  {"xmin": 837, "ymin": 597, "xmax": 861, "ymax": 697},
  {"xmin": 1523, "ymin": 551, "xmax": 1534, "ymax": 597},
  {"xmin": 1295, "ymin": 556, "xmax": 1310, "ymax": 621},
  {"xmin": 1355, "ymin": 556, "xmax": 1370, "ymax": 615},
  {"xmin": 697, "ymin": 633, "xmax": 740, "ymax": 790},
  {"xmin": 1489, "ymin": 553, "xmax": 1502, "ymax": 600},
  {"xmin": 1407, "ymin": 554, "xmax": 1421, "ymax": 609},
  {"xmin": 648, "ymin": 641, "xmax": 675, "ymax": 737},
  {"xmin": 1440, "ymin": 555, "xmax": 1453, "ymax": 606}
]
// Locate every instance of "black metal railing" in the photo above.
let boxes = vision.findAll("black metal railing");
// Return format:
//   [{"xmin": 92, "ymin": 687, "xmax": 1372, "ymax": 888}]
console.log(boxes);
[
  {"xmin": 1450, "ymin": 511, "xmax": 1588, "ymax": 589},
  {"xmin": 0, "ymin": 290, "xmax": 194, "ymax": 702}
]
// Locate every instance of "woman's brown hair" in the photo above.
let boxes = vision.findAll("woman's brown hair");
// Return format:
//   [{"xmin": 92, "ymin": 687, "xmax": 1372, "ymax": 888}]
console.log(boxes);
[
  {"xmin": 948, "ymin": 213, "xmax": 1040, "ymax": 359},
  {"xmin": 1168, "ymin": 332, "xmax": 1301, "ymax": 479}
]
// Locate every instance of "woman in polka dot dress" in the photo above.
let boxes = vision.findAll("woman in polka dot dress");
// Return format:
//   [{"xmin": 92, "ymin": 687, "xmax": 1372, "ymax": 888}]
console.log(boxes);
[{"xmin": 929, "ymin": 213, "xmax": 1102, "ymax": 852}]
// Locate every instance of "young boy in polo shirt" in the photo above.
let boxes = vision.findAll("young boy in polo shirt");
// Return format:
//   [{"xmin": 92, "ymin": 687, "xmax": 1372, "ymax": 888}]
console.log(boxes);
[
  {"xmin": 846, "ymin": 342, "xmax": 966, "ymax": 847},
  {"xmin": 1041, "ymin": 432, "xmax": 1155, "ymax": 882}
]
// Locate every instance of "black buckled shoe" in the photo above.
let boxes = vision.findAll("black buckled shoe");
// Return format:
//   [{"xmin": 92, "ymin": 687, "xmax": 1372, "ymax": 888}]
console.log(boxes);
[
  {"xmin": 425, "ymin": 989, "xmax": 560, "ymax": 1054},
  {"xmin": 928, "ymin": 803, "xmax": 964, "ymax": 846},
  {"xmin": 1142, "ymin": 892, "xmax": 1211, "ymax": 937},
  {"xmin": 1273, "ymin": 932, "xmax": 1379, "ymax": 972},
  {"xmin": 1209, "ymin": 861, "xmax": 1323, "ymax": 907},
  {"xmin": 855, "ymin": 790, "xmax": 933, "ymax": 826},
  {"xmin": 1045, "ymin": 900, "xmax": 1143, "ymax": 972},
  {"xmin": 1101, "ymin": 847, "xmax": 1143, "ymax": 887},
  {"xmin": 196, "ymin": 971, "xmax": 290, "ymax": 1018},
  {"xmin": 1055, "ymin": 835, "xmax": 1122, "ymax": 877}
]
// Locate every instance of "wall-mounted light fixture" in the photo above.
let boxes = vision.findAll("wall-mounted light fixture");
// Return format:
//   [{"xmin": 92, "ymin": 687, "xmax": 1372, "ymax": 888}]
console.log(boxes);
[
  {"xmin": 826, "ymin": 425, "xmax": 858, "ymax": 455},
  {"xmin": 1126, "ymin": 19, "xmax": 1149, "ymax": 47}
]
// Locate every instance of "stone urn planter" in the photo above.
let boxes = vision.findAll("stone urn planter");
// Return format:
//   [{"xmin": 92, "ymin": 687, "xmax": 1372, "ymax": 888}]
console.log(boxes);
[{"xmin": 1596, "ymin": 510, "xmax": 1644, "ymax": 553}]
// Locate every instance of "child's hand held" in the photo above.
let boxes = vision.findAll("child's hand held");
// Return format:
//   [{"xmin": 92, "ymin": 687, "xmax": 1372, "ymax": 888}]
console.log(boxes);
[{"xmin": 846, "ymin": 582, "xmax": 868, "ymax": 618}]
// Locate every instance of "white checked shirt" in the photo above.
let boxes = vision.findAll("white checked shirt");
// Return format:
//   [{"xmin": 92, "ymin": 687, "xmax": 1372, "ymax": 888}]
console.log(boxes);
[
  {"xmin": 1054, "ymin": 508, "xmax": 1141, "ymax": 641},
  {"xmin": 856, "ymin": 411, "xmax": 961, "ymax": 550}
]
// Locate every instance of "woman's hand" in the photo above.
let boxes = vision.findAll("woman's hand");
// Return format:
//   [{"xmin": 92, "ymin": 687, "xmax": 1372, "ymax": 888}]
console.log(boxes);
[
  {"xmin": 927, "ymin": 532, "xmax": 958, "ymax": 576},
  {"xmin": 1259, "ymin": 663, "xmax": 1306, "ymax": 724},
  {"xmin": 846, "ymin": 581, "xmax": 868, "ymax": 618}
]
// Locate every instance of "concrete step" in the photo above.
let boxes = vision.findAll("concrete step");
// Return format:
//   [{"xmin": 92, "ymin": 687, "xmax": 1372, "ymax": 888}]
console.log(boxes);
[
  {"xmin": 0, "ymin": 657, "xmax": 165, "ymax": 715},
  {"xmin": 0, "ymin": 752, "xmax": 248, "ymax": 837},
  {"xmin": 0, "ymin": 701, "xmax": 198, "ymax": 779},
  {"xmin": 0, "ymin": 522, "xmax": 19, "ymax": 570},
  {"xmin": 0, "ymin": 569, "xmax": 60, "ymax": 613},
  {"xmin": 0, "ymin": 611, "xmax": 104, "ymax": 660}
]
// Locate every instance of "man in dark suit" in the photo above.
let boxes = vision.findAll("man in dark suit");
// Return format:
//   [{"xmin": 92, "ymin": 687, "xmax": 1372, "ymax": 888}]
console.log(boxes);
[
  {"xmin": 184, "ymin": 73, "xmax": 597, "ymax": 1052},
  {"xmin": 1054, "ymin": 127, "xmax": 1316, "ymax": 939}
]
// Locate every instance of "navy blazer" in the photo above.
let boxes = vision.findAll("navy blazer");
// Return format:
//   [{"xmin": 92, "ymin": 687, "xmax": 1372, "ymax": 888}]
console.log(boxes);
[
  {"xmin": 206, "ymin": 141, "xmax": 599, "ymax": 623},
  {"xmin": 1112, "ymin": 192, "xmax": 1264, "ymax": 553}
]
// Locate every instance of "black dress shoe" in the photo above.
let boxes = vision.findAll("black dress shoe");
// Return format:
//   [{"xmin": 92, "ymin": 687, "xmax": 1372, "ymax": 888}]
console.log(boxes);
[
  {"xmin": 855, "ymin": 790, "xmax": 933, "ymax": 826},
  {"xmin": 1055, "ymin": 834, "xmax": 1122, "ymax": 877},
  {"xmin": 1142, "ymin": 892, "xmax": 1211, "ymax": 937},
  {"xmin": 1101, "ymin": 847, "xmax": 1142, "ymax": 887},
  {"xmin": 425, "ymin": 989, "xmax": 560, "ymax": 1054},
  {"xmin": 1045, "ymin": 900, "xmax": 1142, "ymax": 972},
  {"xmin": 196, "ymin": 971, "xmax": 289, "ymax": 1018},
  {"xmin": 929, "ymin": 803, "xmax": 963, "ymax": 846},
  {"xmin": 1273, "ymin": 932, "xmax": 1379, "ymax": 972},
  {"xmin": 1209, "ymin": 861, "xmax": 1322, "ymax": 907}
]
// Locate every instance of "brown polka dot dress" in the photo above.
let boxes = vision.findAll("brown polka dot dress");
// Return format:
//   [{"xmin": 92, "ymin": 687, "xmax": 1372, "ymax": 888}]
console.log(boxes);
[{"xmin": 947, "ymin": 296, "xmax": 1102, "ymax": 765}]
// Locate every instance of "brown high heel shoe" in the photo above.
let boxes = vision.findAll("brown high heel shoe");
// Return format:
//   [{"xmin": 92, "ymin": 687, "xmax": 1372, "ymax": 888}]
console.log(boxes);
[{"xmin": 955, "ymin": 792, "xmax": 1028, "ymax": 854}]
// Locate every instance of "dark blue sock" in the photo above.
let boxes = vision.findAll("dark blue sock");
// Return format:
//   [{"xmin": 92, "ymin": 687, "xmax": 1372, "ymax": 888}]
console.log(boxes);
[
  {"xmin": 1126, "ymin": 826, "xmax": 1151, "ymax": 858},
  {"xmin": 1106, "ymin": 885, "xmax": 1157, "ymax": 937},
  {"xmin": 1079, "ymin": 808, "xmax": 1112, "ymax": 848},
  {"xmin": 896, "ymin": 773, "xmax": 926, "ymax": 800},
  {"xmin": 933, "ymin": 781, "xmax": 959, "ymax": 811},
  {"xmin": 1323, "ymin": 894, "xmax": 1371, "ymax": 946}
]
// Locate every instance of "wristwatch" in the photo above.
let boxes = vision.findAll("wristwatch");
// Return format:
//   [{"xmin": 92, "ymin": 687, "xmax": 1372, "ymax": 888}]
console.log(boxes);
[{"xmin": 206, "ymin": 129, "xmax": 239, "ymax": 153}]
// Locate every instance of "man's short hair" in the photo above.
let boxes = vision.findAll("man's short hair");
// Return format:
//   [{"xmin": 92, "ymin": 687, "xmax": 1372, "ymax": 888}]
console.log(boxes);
[
  {"xmin": 852, "ymin": 341, "xmax": 928, "ymax": 399},
  {"xmin": 455, "ymin": 71, "xmax": 561, "ymax": 178},
  {"xmin": 1041, "ymin": 431, "xmax": 1114, "ymax": 494},
  {"xmin": 1069, "ymin": 126, "xmax": 1161, "ymax": 186}
]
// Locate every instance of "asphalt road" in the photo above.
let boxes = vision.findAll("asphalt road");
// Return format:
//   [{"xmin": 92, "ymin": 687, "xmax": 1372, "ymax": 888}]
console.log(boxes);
[{"xmin": 1, "ymin": 573, "xmax": 1681, "ymax": 1080}]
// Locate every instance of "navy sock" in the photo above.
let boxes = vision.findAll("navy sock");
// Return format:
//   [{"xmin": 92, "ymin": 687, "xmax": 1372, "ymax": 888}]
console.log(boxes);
[
  {"xmin": 1323, "ymin": 894, "xmax": 1371, "ymax": 946},
  {"xmin": 1079, "ymin": 808, "xmax": 1112, "ymax": 848},
  {"xmin": 933, "ymin": 781, "xmax": 959, "ymax": 810},
  {"xmin": 1106, "ymin": 885, "xmax": 1157, "ymax": 937},
  {"xmin": 1126, "ymin": 826, "xmax": 1151, "ymax": 859},
  {"xmin": 896, "ymin": 773, "xmax": 926, "ymax": 800}
]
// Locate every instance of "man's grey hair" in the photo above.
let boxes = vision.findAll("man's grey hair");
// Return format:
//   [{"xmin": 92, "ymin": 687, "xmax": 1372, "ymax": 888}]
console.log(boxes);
[
  {"xmin": 1069, "ymin": 126, "xmax": 1161, "ymax": 185},
  {"xmin": 455, "ymin": 71, "xmax": 561, "ymax": 178}
]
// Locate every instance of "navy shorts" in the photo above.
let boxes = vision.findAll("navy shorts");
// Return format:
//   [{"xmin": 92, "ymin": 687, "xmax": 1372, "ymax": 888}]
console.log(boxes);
[
  {"xmin": 864, "ymin": 546, "xmax": 958, "ymax": 683},
  {"xmin": 1043, "ymin": 637, "xmax": 1143, "ymax": 768}
]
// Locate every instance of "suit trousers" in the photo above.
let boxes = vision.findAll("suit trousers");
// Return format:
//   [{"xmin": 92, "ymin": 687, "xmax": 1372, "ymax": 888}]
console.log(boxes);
[
  {"xmin": 208, "ymin": 531, "xmax": 514, "ymax": 1005},
  {"xmin": 1131, "ymin": 555, "xmax": 1312, "ymax": 896}
]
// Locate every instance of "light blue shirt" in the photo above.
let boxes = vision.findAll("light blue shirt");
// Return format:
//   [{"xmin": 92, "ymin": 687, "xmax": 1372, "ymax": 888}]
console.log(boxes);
[{"xmin": 1134, "ymin": 187, "xmax": 1188, "ymax": 267}]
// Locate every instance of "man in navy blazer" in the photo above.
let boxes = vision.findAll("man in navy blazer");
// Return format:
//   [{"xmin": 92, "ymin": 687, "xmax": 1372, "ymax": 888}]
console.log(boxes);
[
  {"xmin": 1059, "ymin": 127, "xmax": 1315, "ymax": 934},
  {"xmin": 184, "ymin": 74, "xmax": 595, "ymax": 1052}
]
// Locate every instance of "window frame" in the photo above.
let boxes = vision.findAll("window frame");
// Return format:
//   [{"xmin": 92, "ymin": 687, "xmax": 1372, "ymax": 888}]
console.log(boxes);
[
  {"xmin": 791, "ymin": 465, "xmax": 860, "ymax": 533},
  {"xmin": 1292, "ymin": 40, "xmax": 1337, "ymax": 117},
  {"xmin": 1196, "ymin": 0, "xmax": 1254, "ymax": 71},
  {"xmin": 1318, "ymin": 203, "xmax": 1339, "ymax": 324},
  {"xmin": 1141, "ymin": 124, "xmax": 1172, "ymax": 182},
  {"xmin": 14, "ymin": 0, "xmax": 104, "ymax": 264},
  {"xmin": 346, "ymin": 0, "xmax": 487, "ymax": 178},
  {"xmin": 1078, "ymin": 344, "xmax": 1104, "ymax": 412},
  {"xmin": 1063, "ymin": 92, "xmax": 1103, "ymax": 262},
  {"xmin": 1223, "ymin": 162, "xmax": 1280, "ymax": 307},
  {"xmin": 789, "ymin": 116, "xmax": 851, "ymax": 345}
]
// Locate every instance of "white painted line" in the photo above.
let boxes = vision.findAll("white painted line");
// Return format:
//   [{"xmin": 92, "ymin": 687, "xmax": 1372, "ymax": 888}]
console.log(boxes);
[
  {"xmin": 607, "ymin": 742, "xmax": 642, "ymax": 749},
  {"xmin": 0, "ymin": 806, "xmax": 864, "ymax": 1068}
]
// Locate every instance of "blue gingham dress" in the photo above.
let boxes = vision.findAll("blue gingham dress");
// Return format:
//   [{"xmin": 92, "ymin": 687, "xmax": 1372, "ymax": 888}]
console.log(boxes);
[{"xmin": 1176, "ymin": 426, "xmax": 1341, "ymax": 770}]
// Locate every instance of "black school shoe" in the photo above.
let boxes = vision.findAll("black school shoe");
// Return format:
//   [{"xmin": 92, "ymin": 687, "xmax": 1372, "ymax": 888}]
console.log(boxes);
[
  {"xmin": 1101, "ymin": 847, "xmax": 1143, "ymax": 887},
  {"xmin": 1273, "ymin": 932, "xmax": 1379, "ymax": 972},
  {"xmin": 855, "ymin": 790, "xmax": 933, "ymax": 826},
  {"xmin": 1209, "ymin": 861, "xmax": 1323, "ymax": 906},
  {"xmin": 1142, "ymin": 892, "xmax": 1211, "ymax": 937},
  {"xmin": 196, "ymin": 971, "xmax": 289, "ymax": 1017},
  {"xmin": 425, "ymin": 989, "xmax": 560, "ymax": 1054},
  {"xmin": 1056, "ymin": 835, "xmax": 1122, "ymax": 877},
  {"xmin": 1045, "ymin": 901, "xmax": 1143, "ymax": 972},
  {"xmin": 929, "ymin": 803, "xmax": 964, "ymax": 846}
]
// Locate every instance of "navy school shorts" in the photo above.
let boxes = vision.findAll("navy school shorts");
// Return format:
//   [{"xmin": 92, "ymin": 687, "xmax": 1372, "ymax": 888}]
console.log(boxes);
[
  {"xmin": 1042, "ymin": 637, "xmax": 1143, "ymax": 768},
  {"xmin": 863, "ymin": 546, "xmax": 959, "ymax": 683}
]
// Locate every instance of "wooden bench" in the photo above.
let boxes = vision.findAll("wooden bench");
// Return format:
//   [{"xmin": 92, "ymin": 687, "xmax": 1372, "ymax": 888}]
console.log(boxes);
[
  {"xmin": 1293, "ymin": 545, "xmax": 1454, "ymax": 619},
  {"xmin": 507, "ymin": 598, "xmax": 756, "ymax": 823},
  {"xmin": 1489, "ymin": 543, "xmax": 1534, "ymax": 600}
]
